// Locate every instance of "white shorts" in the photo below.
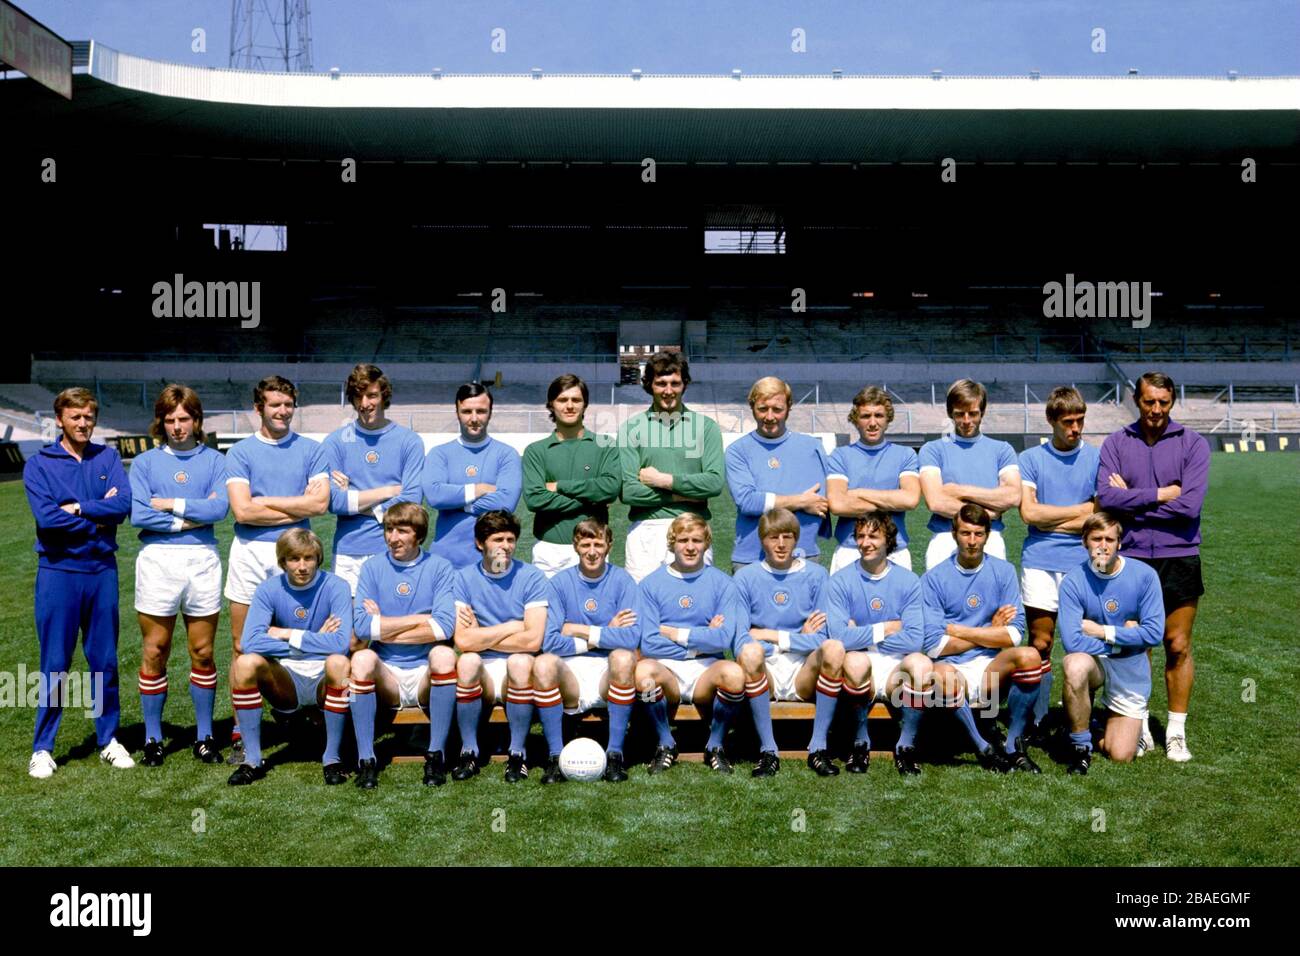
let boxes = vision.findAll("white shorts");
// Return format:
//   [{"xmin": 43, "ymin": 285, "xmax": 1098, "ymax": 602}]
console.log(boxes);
[
  {"xmin": 925, "ymin": 529, "xmax": 1006, "ymax": 571},
  {"xmin": 625, "ymin": 518, "xmax": 714, "ymax": 584},
  {"xmin": 765, "ymin": 650, "xmax": 810, "ymax": 701},
  {"xmin": 481, "ymin": 657, "xmax": 511, "ymax": 700},
  {"xmin": 135, "ymin": 543, "xmax": 223, "ymax": 617},
  {"xmin": 1099, "ymin": 653, "xmax": 1151, "ymax": 720},
  {"xmin": 658, "ymin": 657, "xmax": 716, "ymax": 702},
  {"xmin": 382, "ymin": 659, "xmax": 428, "ymax": 709},
  {"xmin": 561, "ymin": 655, "xmax": 609, "ymax": 714},
  {"xmin": 332, "ymin": 553, "xmax": 374, "ymax": 596},
  {"xmin": 278, "ymin": 657, "xmax": 327, "ymax": 709},
  {"xmin": 1021, "ymin": 567, "xmax": 1069, "ymax": 613},
  {"xmin": 830, "ymin": 544, "xmax": 913, "ymax": 575},
  {"xmin": 949, "ymin": 655, "xmax": 997, "ymax": 705},
  {"xmin": 224, "ymin": 536, "xmax": 282, "ymax": 604},
  {"xmin": 531, "ymin": 539, "xmax": 579, "ymax": 578},
  {"xmin": 867, "ymin": 652, "xmax": 905, "ymax": 699}
]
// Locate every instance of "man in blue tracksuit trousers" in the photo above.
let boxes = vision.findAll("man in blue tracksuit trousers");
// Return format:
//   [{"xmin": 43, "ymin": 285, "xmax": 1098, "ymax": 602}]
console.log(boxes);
[{"xmin": 23, "ymin": 387, "xmax": 136, "ymax": 778}]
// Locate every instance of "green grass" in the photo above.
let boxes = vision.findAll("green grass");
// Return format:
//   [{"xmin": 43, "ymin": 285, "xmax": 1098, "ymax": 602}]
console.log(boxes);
[{"xmin": 1, "ymin": 453, "xmax": 1297, "ymax": 865}]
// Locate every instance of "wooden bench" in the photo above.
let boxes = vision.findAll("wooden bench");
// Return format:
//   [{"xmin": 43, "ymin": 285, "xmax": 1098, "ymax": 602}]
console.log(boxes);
[{"xmin": 388, "ymin": 700, "xmax": 895, "ymax": 763}]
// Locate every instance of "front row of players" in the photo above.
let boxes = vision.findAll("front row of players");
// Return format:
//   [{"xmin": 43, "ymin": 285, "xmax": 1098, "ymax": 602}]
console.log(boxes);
[{"xmin": 221, "ymin": 498, "xmax": 1163, "ymax": 786}]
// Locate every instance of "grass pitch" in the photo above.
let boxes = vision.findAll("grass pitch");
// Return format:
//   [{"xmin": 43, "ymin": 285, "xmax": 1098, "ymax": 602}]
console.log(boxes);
[{"xmin": 1, "ymin": 452, "xmax": 1296, "ymax": 866}]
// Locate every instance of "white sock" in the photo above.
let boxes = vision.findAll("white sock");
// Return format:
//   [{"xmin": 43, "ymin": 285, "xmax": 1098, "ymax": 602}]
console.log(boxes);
[
  {"xmin": 1168, "ymin": 712, "xmax": 1187, "ymax": 738},
  {"xmin": 1141, "ymin": 716, "xmax": 1151, "ymax": 738}
]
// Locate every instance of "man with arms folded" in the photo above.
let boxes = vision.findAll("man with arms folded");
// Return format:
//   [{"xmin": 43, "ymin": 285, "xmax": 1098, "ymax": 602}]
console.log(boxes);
[
  {"xmin": 924, "ymin": 505, "xmax": 1041, "ymax": 773},
  {"xmin": 827, "ymin": 385, "xmax": 921, "ymax": 573},
  {"xmin": 726, "ymin": 376, "xmax": 830, "ymax": 571},
  {"xmin": 1017, "ymin": 386, "xmax": 1099, "ymax": 741},
  {"xmin": 919, "ymin": 379, "xmax": 1021, "ymax": 570},
  {"xmin": 228, "ymin": 529, "xmax": 354, "ymax": 787},
  {"xmin": 732, "ymin": 508, "xmax": 832, "ymax": 778},
  {"xmin": 617, "ymin": 353, "xmax": 726, "ymax": 582},
  {"xmin": 348, "ymin": 503, "xmax": 458, "ymax": 789},
  {"xmin": 522, "ymin": 373, "xmax": 621, "ymax": 577},
  {"xmin": 223, "ymin": 375, "xmax": 330, "ymax": 765},
  {"xmin": 422, "ymin": 383, "xmax": 522, "ymax": 569},
  {"xmin": 825, "ymin": 514, "xmax": 932, "ymax": 776},
  {"xmin": 1096, "ymin": 371, "xmax": 1209, "ymax": 762},
  {"xmin": 322, "ymin": 364, "xmax": 426, "ymax": 594},
  {"xmin": 1058, "ymin": 512, "xmax": 1165, "ymax": 774},
  {"xmin": 634, "ymin": 514, "xmax": 747, "ymax": 774},
  {"xmin": 544, "ymin": 519, "xmax": 642, "ymax": 782}
]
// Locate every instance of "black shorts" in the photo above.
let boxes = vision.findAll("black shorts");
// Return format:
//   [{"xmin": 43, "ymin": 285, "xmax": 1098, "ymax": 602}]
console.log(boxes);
[{"xmin": 1132, "ymin": 555, "xmax": 1204, "ymax": 610}]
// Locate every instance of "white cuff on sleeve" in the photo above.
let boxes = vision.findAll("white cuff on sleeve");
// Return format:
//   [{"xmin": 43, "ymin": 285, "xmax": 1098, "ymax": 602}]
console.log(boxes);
[
  {"xmin": 1103, "ymin": 625, "xmax": 1117, "ymax": 644},
  {"xmin": 429, "ymin": 617, "xmax": 446, "ymax": 640},
  {"xmin": 370, "ymin": 616, "xmax": 381, "ymax": 640},
  {"xmin": 685, "ymin": 648, "xmax": 698, "ymax": 660},
  {"xmin": 346, "ymin": 490, "xmax": 361, "ymax": 514},
  {"xmin": 288, "ymin": 630, "xmax": 305, "ymax": 650},
  {"xmin": 676, "ymin": 627, "xmax": 691, "ymax": 646},
  {"xmin": 588, "ymin": 625, "xmax": 602, "ymax": 649},
  {"xmin": 169, "ymin": 516, "xmax": 186, "ymax": 533},
  {"xmin": 928, "ymin": 635, "xmax": 950, "ymax": 659},
  {"xmin": 172, "ymin": 498, "xmax": 186, "ymax": 517},
  {"xmin": 463, "ymin": 484, "xmax": 475, "ymax": 505},
  {"xmin": 872, "ymin": 622, "xmax": 886, "ymax": 645},
  {"xmin": 1006, "ymin": 625, "xmax": 1023, "ymax": 647},
  {"xmin": 571, "ymin": 637, "xmax": 590, "ymax": 655},
  {"xmin": 777, "ymin": 631, "xmax": 791, "ymax": 653},
  {"xmin": 372, "ymin": 505, "xmax": 385, "ymax": 523},
  {"xmin": 763, "ymin": 492, "xmax": 776, "ymax": 512}
]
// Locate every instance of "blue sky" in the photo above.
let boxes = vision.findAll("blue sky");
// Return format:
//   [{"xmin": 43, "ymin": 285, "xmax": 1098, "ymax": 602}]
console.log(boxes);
[{"xmin": 18, "ymin": 0, "xmax": 1300, "ymax": 75}]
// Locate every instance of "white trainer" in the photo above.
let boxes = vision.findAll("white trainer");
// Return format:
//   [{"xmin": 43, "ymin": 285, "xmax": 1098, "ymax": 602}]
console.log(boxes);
[
  {"xmin": 100, "ymin": 738, "xmax": 136, "ymax": 769},
  {"xmin": 28, "ymin": 750, "xmax": 57, "ymax": 779},
  {"xmin": 1135, "ymin": 728, "xmax": 1156, "ymax": 758},
  {"xmin": 1166, "ymin": 735, "xmax": 1193, "ymax": 763}
]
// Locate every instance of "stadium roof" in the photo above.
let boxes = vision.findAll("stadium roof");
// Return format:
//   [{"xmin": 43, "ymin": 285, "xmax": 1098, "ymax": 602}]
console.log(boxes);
[{"xmin": 6, "ymin": 41, "xmax": 1299, "ymax": 164}]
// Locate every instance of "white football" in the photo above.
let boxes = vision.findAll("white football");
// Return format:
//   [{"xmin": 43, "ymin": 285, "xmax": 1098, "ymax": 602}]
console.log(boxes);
[{"xmin": 558, "ymin": 737, "xmax": 607, "ymax": 782}]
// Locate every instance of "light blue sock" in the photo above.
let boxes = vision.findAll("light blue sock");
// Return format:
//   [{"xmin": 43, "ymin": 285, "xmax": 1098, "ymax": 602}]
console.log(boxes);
[
  {"xmin": 456, "ymin": 682, "xmax": 482, "ymax": 756},
  {"xmin": 808, "ymin": 675, "xmax": 841, "ymax": 752},
  {"xmin": 426, "ymin": 675, "xmax": 457, "ymax": 756},
  {"xmin": 746, "ymin": 675, "xmax": 777, "ymax": 754},
  {"xmin": 349, "ymin": 679, "xmax": 377, "ymax": 762},
  {"xmin": 505, "ymin": 687, "xmax": 534, "ymax": 755},
  {"xmin": 189, "ymin": 667, "xmax": 217, "ymax": 740},
  {"xmin": 707, "ymin": 689, "xmax": 744, "ymax": 750},
  {"xmin": 139, "ymin": 671, "xmax": 167, "ymax": 742},
  {"xmin": 641, "ymin": 687, "xmax": 676, "ymax": 748}
]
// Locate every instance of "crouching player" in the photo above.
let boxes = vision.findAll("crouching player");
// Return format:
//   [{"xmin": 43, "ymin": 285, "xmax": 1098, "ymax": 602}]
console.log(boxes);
[
  {"xmin": 544, "ymin": 519, "xmax": 642, "ymax": 782},
  {"xmin": 1059, "ymin": 512, "xmax": 1165, "ymax": 773},
  {"xmin": 733, "ymin": 508, "xmax": 831, "ymax": 778},
  {"xmin": 924, "ymin": 505, "xmax": 1041, "ymax": 773},
  {"xmin": 348, "ymin": 503, "xmax": 458, "ymax": 789},
  {"xmin": 825, "ymin": 514, "xmax": 930, "ymax": 776},
  {"xmin": 635, "ymin": 514, "xmax": 746, "ymax": 774},
  {"xmin": 228, "ymin": 529, "xmax": 354, "ymax": 786},
  {"xmin": 452, "ymin": 511, "xmax": 559, "ymax": 784}
]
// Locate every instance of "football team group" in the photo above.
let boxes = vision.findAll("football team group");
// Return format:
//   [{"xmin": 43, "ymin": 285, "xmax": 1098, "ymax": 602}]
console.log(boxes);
[{"xmin": 22, "ymin": 353, "xmax": 1209, "ymax": 787}]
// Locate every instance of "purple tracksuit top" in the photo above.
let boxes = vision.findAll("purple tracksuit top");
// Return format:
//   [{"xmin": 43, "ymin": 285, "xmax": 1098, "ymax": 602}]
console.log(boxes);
[{"xmin": 1096, "ymin": 420, "xmax": 1210, "ymax": 559}]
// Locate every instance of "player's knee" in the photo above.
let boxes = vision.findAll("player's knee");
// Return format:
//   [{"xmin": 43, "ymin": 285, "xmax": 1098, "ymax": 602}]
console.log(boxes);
[
  {"xmin": 428, "ymin": 645, "xmax": 456, "ymax": 673},
  {"xmin": 608, "ymin": 649, "xmax": 635, "ymax": 683},
  {"xmin": 842, "ymin": 652, "xmax": 870, "ymax": 686},
  {"xmin": 456, "ymin": 652, "xmax": 482, "ymax": 680},
  {"xmin": 717, "ymin": 661, "xmax": 746, "ymax": 695},
  {"xmin": 738, "ymin": 641, "xmax": 766, "ymax": 673},
  {"xmin": 902, "ymin": 652, "xmax": 931, "ymax": 676},
  {"xmin": 819, "ymin": 639, "xmax": 846, "ymax": 672},
  {"xmin": 634, "ymin": 660, "xmax": 659, "ymax": 693},
  {"xmin": 532, "ymin": 653, "xmax": 560, "ymax": 686},
  {"xmin": 1013, "ymin": 645, "xmax": 1040, "ymax": 669},
  {"xmin": 1032, "ymin": 633, "xmax": 1054, "ymax": 656},
  {"xmin": 1063, "ymin": 653, "xmax": 1092, "ymax": 685},
  {"xmin": 324, "ymin": 654, "xmax": 351, "ymax": 683},
  {"xmin": 1108, "ymin": 742, "xmax": 1136, "ymax": 764},
  {"xmin": 505, "ymin": 653, "xmax": 534, "ymax": 685},
  {"xmin": 351, "ymin": 648, "xmax": 379, "ymax": 679},
  {"xmin": 1165, "ymin": 630, "xmax": 1192, "ymax": 658},
  {"xmin": 231, "ymin": 653, "xmax": 263, "ymax": 685}
]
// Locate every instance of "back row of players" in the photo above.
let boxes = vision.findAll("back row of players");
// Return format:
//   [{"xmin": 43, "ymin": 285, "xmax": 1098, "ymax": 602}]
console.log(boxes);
[{"xmin": 23, "ymin": 354, "xmax": 1209, "ymax": 785}]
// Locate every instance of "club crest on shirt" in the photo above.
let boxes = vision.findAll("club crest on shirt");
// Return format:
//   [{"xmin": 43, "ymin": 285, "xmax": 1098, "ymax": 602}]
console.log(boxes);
[
  {"xmin": 173, "ymin": 471, "xmax": 190, "ymax": 484},
  {"xmin": 767, "ymin": 456, "xmax": 781, "ymax": 470},
  {"xmin": 870, "ymin": 596, "xmax": 884, "ymax": 612},
  {"xmin": 365, "ymin": 451, "xmax": 380, "ymax": 465},
  {"xmin": 583, "ymin": 597, "xmax": 598, "ymax": 613},
  {"xmin": 396, "ymin": 582, "xmax": 413, "ymax": 597},
  {"xmin": 465, "ymin": 464, "xmax": 479, "ymax": 478},
  {"xmin": 293, "ymin": 607, "xmax": 308, "ymax": 620},
  {"xmin": 966, "ymin": 594, "xmax": 982, "ymax": 610},
  {"xmin": 1105, "ymin": 598, "xmax": 1119, "ymax": 614},
  {"xmin": 678, "ymin": 595, "xmax": 694, "ymax": 610},
  {"xmin": 771, "ymin": 589, "xmax": 790, "ymax": 607}
]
